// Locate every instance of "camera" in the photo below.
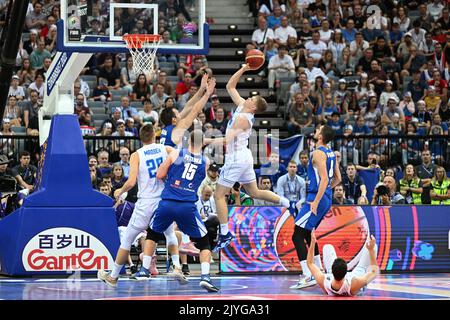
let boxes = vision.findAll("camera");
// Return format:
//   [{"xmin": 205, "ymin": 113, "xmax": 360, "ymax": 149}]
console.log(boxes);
[
  {"xmin": 232, "ymin": 182, "xmax": 241, "ymax": 192},
  {"xmin": 376, "ymin": 184, "xmax": 389, "ymax": 196}
]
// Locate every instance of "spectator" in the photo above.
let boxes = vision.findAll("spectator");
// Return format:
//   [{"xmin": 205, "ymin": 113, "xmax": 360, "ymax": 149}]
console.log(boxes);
[
  {"xmin": 8, "ymin": 75, "xmax": 25, "ymax": 101},
  {"xmin": 341, "ymin": 19, "xmax": 357, "ymax": 44},
  {"xmin": 177, "ymin": 84, "xmax": 198, "ymax": 110},
  {"xmin": 305, "ymin": 31, "xmax": 327, "ymax": 61},
  {"xmin": 249, "ymin": 16, "xmax": 274, "ymax": 51},
  {"xmin": 274, "ymin": 16, "xmax": 297, "ymax": 46},
  {"xmin": 259, "ymin": 152, "xmax": 287, "ymax": 190},
  {"xmin": 360, "ymin": 94, "xmax": 382, "ymax": 131},
  {"xmin": 267, "ymin": 45, "xmax": 296, "ymax": 96},
  {"xmin": 79, "ymin": 113, "xmax": 96, "ymax": 136},
  {"xmin": 297, "ymin": 150, "xmax": 309, "ymax": 182},
  {"xmin": 428, "ymin": 70, "xmax": 448, "ymax": 103},
  {"xmin": 198, "ymin": 163, "xmax": 220, "ymax": 196},
  {"xmin": 92, "ymin": 78, "xmax": 112, "ymax": 102},
  {"xmin": 316, "ymin": 94, "xmax": 339, "ymax": 123},
  {"xmin": 368, "ymin": 60, "xmax": 388, "ymax": 95},
  {"xmin": 414, "ymin": 100, "xmax": 432, "ymax": 132},
  {"xmin": 98, "ymin": 56, "xmax": 121, "ymax": 90},
  {"xmin": 111, "ymin": 163, "xmax": 126, "ymax": 191},
  {"xmin": 393, "ymin": 6, "xmax": 410, "ymax": 32},
  {"xmin": 23, "ymin": 90, "xmax": 40, "ymax": 136},
  {"xmin": 415, "ymin": 149, "xmax": 437, "ymax": 204},
  {"xmin": 121, "ymin": 55, "xmax": 138, "ymax": 92},
  {"xmin": 125, "ymin": 118, "xmax": 139, "ymax": 137},
  {"xmin": 74, "ymin": 94, "xmax": 91, "ymax": 116},
  {"xmin": 196, "ymin": 185, "xmax": 219, "ymax": 249},
  {"xmin": 327, "ymin": 112, "xmax": 345, "ymax": 135},
  {"xmin": 287, "ymin": 93, "xmax": 314, "ymax": 135},
  {"xmin": 372, "ymin": 36, "xmax": 393, "ymax": 64},
  {"xmin": 152, "ymin": 71, "xmax": 175, "ymax": 97},
  {"xmin": 332, "ymin": 183, "xmax": 353, "ymax": 205},
  {"xmin": 29, "ymin": 41, "xmax": 51, "ymax": 70},
  {"xmin": 119, "ymin": 96, "xmax": 139, "ymax": 122},
  {"xmin": 132, "ymin": 73, "xmax": 152, "ymax": 102},
  {"xmin": 0, "ymin": 118, "xmax": 15, "ymax": 157},
  {"xmin": 430, "ymin": 166, "xmax": 450, "ymax": 205},
  {"xmin": 254, "ymin": 176, "xmax": 277, "ymax": 206},
  {"xmin": 266, "ymin": 5, "xmax": 283, "ymax": 30},
  {"xmin": 436, "ymin": 7, "xmax": 450, "ymax": 30},
  {"xmin": 25, "ymin": 2, "xmax": 46, "ymax": 31},
  {"xmin": 175, "ymin": 73, "xmax": 192, "ymax": 100},
  {"xmin": 276, "ymin": 160, "xmax": 306, "ymax": 205},
  {"xmin": 406, "ymin": 69, "xmax": 428, "ymax": 103},
  {"xmin": 402, "ymin": 122, "xmax": 421, "ymax": 165},
  {"xmin": 115, "ymin": 147, "xmax": 130, "ymax": 178},
  {"xmin": 382, "ymin": 97, "xmax": 405, "ymax": 127},
  {"xmin": 371, "ymin": 176, "xmax": 406, "ymax": 205},
  {"xmin": 303, "ymin": 56, "xmax": 328, "ymax": 83},
  {"xmin": 298, "ymin": 17, "xmax": 313, "ymax": 43},
  {"xmin": 28, "ymin": 73, "xmax": 45, "ymax": 98},
  {"xmin": 97, "ymin": 150, "xmax": 112, "ymax": 177},
  {"xmin": 12, "ymin": 151, "xmax": 37, "ymax": 194},
  {"xmin": 357, "ymin": 47, "xmax": 374, "ymax": 74},
  {"xmin": 3, "ymin": 95, "xmax": 21, "ymax": 127},
  {"xmin": 204, "ymin": 94, "xmax": 221, "ymax": 123},
  {"xmin": 17, "ymin": 58, "xmax": 35, "ymax": 87},
  {"xmin": 170, "ymin": 14, "xmax": 185, "ymax": 42},
  {"xmin": 210, "ymin": 107, "xmax": 228, "ymax": 135},
  {"xmin": 354, "ymin": 73, "xmax": 374, "ymax": 110},
  {"xmin": 342, "ymin": 163, "xmax": 367, "ymax": 204},
  {"xmin": 138, "ymin": 99, "xmax": 159, "ymax": 126},
  {"xmin": 389, "ymin": 23, "xmax": 404, "ymax": 49},
  {"xmin": 328, "ymin": 30, "xmax": 346, "ymax": 64},
  {"xmin": 399, "ymin": 164, "xmax": 424, "ymax": 204},
  {"xmin": 227, "ymin": 182, "xmax": 253, "ymax": 206},
  {"xmin": 150, "ymin": 84, "xmax": 169, "ymax": 111},
  {"xmin": 439, "ymin": 98, "xmax": 450, "ymax": 124},
  {"xmin": 23, "ymin": 29, "xmax": 39, "ymax": 55},
  {"xmin": 427, "ymin": 0, "xmax": 444, "ymax": 22},
  {"xmin": 333, "ymin": 79, "xmax": 351, "ymax": 113},
  {"xmin": 112, "ymin": 119, "xmax": 134, "ymax": 151},
  {"xmin": 424, "ymin": 86, "xmax": 442, "ymax": 114},
  {"xmin": 95, "ymin": 122, "xmax": 114, "ymax": 152}
]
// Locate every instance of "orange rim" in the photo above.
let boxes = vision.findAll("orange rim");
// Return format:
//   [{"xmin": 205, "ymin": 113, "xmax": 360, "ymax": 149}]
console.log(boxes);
[{"xmin": 123, "ymin": 34, "xmax": 161, "ymax": 48}]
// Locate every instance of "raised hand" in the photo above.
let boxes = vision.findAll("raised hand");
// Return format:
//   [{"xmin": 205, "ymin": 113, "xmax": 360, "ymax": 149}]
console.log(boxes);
[
  {"xmin": 200, "ymin": 73, "xmax": 209, "ymax": 89},
  {"xmin": 366, "ymin": 235, "xmax": 376, "ymax": 251},
  {"xmin": 206, "ymin": 77, "xmax": 216, "ymax": 95},
  {"xmin": 311, "ymin": 228, "xmax": 317, "ymax": 243}
]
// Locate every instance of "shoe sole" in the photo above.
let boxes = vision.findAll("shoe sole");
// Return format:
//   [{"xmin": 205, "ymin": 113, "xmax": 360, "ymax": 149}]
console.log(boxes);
[
  {"xmin": 167, "ymin": 272, "xmax": 189, "ymax": 285},
  {"xmin": 131, "ymin": 275, "xmax": 151, "ymax": 281},
  {"xmin": 200, "ymin": 281, "xmax": 220, "ymax": 293},
  {"xmin": 212, "ymin": 237, "xmax": 235, "ymax": 253},
  {"xmin": 289, "ymin": 281, "xmax": 317, "ymax": 290},
  {"xmin": 179, "ymin": 249, "xmax": 200, "ymax": 256}
]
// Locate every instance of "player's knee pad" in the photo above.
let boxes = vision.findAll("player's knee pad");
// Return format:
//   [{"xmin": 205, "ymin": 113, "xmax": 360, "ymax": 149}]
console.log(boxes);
[
  {"xmin": 146, "ymin": 227, "xmax": 165, "ymax": 242},
  {"xmin": 191, "ymin": 235, "xmax": 210, "ymax": 251},
  {"xmin": 163, "ymin": 228, "xmax": 178, "ymax": 247},
  {"xmin": 119, "ymin": 227, "xmax": 141, "ymax": 251}
]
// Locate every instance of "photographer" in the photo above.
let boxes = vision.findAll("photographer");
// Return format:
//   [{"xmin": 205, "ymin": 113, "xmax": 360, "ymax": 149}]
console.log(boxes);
[
  {"xmin": 227, "ymin": 182, "xmax": 253, "ymax": 206},
  {"xmin": 371, "ymin": 176, "xmax": 405, "ymax": 205}
]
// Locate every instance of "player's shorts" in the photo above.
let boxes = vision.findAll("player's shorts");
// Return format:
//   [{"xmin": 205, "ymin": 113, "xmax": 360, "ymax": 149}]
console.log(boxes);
[
  {"xmin": 149, "ymin": 199, "xmax": 208, "ymax": 238},
  {"xmin": 128, "ymin": 197, "xmax": 160, "ymax": 231},
  {"xmin": 217, "ymin": 161, "xmax": 256, "ymax": 188},
  {"xmin": 295, "ymin": 193, "xmax": 332, "ymax": 231}
]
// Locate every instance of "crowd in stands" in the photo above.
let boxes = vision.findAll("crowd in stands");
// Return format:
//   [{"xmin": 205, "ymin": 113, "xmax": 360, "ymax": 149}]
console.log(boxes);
[{"xmin": 0, "ymin": 0, "xmax": 449, "ymax": 216}]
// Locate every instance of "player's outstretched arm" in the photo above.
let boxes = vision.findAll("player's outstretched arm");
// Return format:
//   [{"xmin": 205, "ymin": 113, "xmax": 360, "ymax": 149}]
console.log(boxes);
[
  {"xmin": 156, "ymin": 148, "xmax": 180, "ymax": 180},
  {"xmin": 330, "ymin": 157, "xmax": 342, "ymax": 189},
  {"xmin": 203, "ymin": 115, "xmax": 248, "ymax": 146},
  {"xmin": 307, "ymin": 229, "xmax": 326, "ymax": 291},
  {"xmin": 350, "ymin": 235, "xmax": 380, "ymax": 295},
  {"xmin": 178, "ymin": 74, "xmax": 209, "ymax": 120},
  {"xmin": 226, "ymin": 64, "xmax": 251, "ymax": 106},
  {"xmin": 172, "ymin": 78, "xmax": 216, "ymax": 145},
  {"xmin": 115, "ymin": 152, "xmax": 139, "ymax": 199}
]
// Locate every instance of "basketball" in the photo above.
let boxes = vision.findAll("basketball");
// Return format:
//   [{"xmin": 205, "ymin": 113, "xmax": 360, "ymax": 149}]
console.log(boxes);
[
  {"xmin": 245, "ymin": 49, "xmax": 265, "ymax": 70},
  {"xmin": 274, "ymin": 206, "xmax": 369, "ymax": 271}
]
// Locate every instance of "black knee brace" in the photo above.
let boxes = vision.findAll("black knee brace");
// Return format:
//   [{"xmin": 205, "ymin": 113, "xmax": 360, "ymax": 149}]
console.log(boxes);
[
  {"xmin": 191, "ymin": 235, "xmax": 211, "ymax": 251},
  {"xmin": 146, "ymin": 227, "xmax": 165, "ymax": 242}
]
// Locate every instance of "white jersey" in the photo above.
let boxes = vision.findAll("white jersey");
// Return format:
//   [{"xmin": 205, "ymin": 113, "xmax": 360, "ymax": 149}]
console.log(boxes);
[
  {"xmin": 225, "ymin": 105, "xmax": 254, "ymax": 164},
  {"xmin": 136, "ymin": 143, "xmax": 167, "ymax": 199},
  {"xmin": 323, "ymin": 274, "xmax": 353, "ymax": 296}
]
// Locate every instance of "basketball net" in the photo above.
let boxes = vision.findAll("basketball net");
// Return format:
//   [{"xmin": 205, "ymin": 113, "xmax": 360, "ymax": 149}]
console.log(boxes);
[{"xmin": 123, "ymin": 34, "xmax": 161, "ymax": 78}]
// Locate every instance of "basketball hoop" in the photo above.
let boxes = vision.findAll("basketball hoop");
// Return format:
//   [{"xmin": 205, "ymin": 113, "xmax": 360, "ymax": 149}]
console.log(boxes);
[{"xmin": 123, "ymin": 34, "xmax": 161, "ymax": 77}]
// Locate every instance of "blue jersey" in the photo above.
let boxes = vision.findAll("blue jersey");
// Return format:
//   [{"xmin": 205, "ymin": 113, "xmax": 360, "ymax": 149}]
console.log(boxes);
[
  {"xmin": 161, "ymin": 148, "xmax": 207, "ymax": 202},
  {"xmin": 307, "ymin": 146, "xmax": 336, "ymax": 198},
  {"xmin": 160, "ymin": 125, "xmax": 175, "ymax": 147}
]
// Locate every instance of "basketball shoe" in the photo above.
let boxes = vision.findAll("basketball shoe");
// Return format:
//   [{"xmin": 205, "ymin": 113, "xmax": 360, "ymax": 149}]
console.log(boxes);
[
  {"xmin": 97, "ymin": 270, "xmax": 118, "ymax": 288},
  {"xmin": 179, "ymin": 242, "xmax": 200, "ymax": 256},
  {"xmin": 213, "ymin": 232, "xmax": 235, "ymax": 253},
  {"xmin": 167, "ymin": 267, "xmax": 189, "ymax": 284},
  {"xmin": 289, "ymin": 275, "xmax": 317, "ymax": 289},
  {"xmin": 132, "ymin": 267, "xmax": 151, "ymax": 280},
  {"xmin": 200, "ymin": 275, "xmax": 220, "ymax": 293}
]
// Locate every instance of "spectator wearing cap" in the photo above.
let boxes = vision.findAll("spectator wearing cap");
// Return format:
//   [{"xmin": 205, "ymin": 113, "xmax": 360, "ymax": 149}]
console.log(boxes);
[
  {"xmin": 8, "ymin": 75, "xmax": 25, "ymax": 101},
  {"xmin": 382, "ymin": 97, "xmax": 405, "ymax": 127},
  {"xmin": 379, "ymin": 80, "xmax": 399, "ymax": 107},
  {"xmin": 0, "ymin": 155, "xmax": 13, "ymax": 178},
  {"xmin": 204, "ymin": 94, "xmax": 220, "ymax": 123},
  {"xmin": 267, "ymin": 45, "xmax": 296, "ymax": 96},
  {"xmin": 388, "ymin": 112, "xmax": 405, "ymax": 136},
  {"xmin": 24, "ymin": 29, "xmax": 39, "ymax": 55},
  {"xmin": 424, "ymin": 86, "xmax": 442, "ymax": 114},
  {"xmin": 414, "ymin": 100, "xmax": 432, "ymax": 132},
  {"xmin": 287, "ymin": 92, "xmax": 313, "ymax": 135},
  {"xmin": 198, "ymin": 163, "xmax": 220, "ymax": 196},
  {"xmin": 25, "ymin": 2, "xmax": 46, "ymax": 31},
  {"xmin": 406, "ymin": 69, "xmax": 428, "ymax": 103}
]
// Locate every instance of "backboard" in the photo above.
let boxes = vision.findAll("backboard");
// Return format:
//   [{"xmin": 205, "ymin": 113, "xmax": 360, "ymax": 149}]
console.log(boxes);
[{"xmin": 57, "ymin": 0, "xmax": 208, "ymax": 55}]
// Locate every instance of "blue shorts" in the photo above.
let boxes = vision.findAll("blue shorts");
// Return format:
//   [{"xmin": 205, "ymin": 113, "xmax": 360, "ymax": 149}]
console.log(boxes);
[
  {"xmin": 149, "ymin": 199, "xmax": 208, "ymax": 238},
  {"xmin": 295, "ymin": 193, "xmax": 332, "ymax": 231}
]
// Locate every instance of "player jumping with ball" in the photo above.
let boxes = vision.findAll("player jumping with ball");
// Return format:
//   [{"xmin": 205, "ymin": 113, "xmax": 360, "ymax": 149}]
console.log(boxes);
[
  {"xmin": 210, "ymin": 64, "xmax": 290, "ymax": 252},
  {"xmin": 290, "ymin": 125, "xmax": 341, "ymax": 289}
]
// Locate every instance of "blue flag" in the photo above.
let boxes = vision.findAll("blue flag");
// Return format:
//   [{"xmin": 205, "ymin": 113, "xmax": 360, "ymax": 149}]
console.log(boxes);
[{"xmin": 358, "ymin": 168, "xmax": 382, "ymax": 203}]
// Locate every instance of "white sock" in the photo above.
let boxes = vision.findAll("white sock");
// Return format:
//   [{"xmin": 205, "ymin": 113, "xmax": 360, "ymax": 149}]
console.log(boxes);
[
  {"xmin": 300, "ymin": 260, "xmax": 311, "ymax": 277},
  {"xmin": 181, "ymin": 233, "xmax": 190, "ymax": 243},
  {"xmin": 201, "ymin": 262, "xmax": 210, "ymax": 275},
  {"xmin": 220, "ymin": 223, "xmax": 229, "ymax": 236},
  {"xmin": 142, "ymin": 255, "xmax": 152, "ymax": 269},
  {"xmin": 110, "ymin": 263, "xmax": 123, "ymax": 279},
  {"xmin": 172, "ymin": 254, "xmax": 181, "ymax": 269},
  {"xmin": 314, "ymin": 255, "xmax": 323, "ymax": 270}
]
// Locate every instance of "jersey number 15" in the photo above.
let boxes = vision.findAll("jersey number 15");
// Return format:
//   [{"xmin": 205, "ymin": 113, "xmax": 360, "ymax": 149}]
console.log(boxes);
[{"xmin": 182, "ymin": 163, "xmax": 198, "ymax": 181}]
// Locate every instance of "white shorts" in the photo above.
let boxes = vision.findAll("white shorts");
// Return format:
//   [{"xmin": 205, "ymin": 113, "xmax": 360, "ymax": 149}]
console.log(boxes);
[
  {"xmin": 128, "ymin": 197, "xmax": 160, "ymax": 231},
  {"xmin": 218, "ymin": 161, "xmax": 256, "ymax": 188}
]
